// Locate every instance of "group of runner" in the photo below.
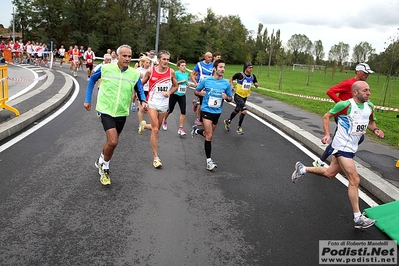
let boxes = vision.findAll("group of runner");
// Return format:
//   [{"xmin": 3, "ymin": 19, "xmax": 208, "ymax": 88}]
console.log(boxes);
[
  {"xmin": 55, "ymin": 45, "xmax": 96, "ymax": 78},
  {"xmin": 132, "ymin": 50, "xmax": 259, "ymax": 170},
  {"xmin": 84, "ymin": 47, "xmax": 258, "ymax": 182},
  {"xmin": 83, "ymin": 45, "xmax": 383, "ymax": 230},
  {"xmin": 0, "ymin": 39, "xmax": 97, "ymax": 73},
  {"xmin": 0, "ymin": 39, "xmax": 52, "ymax": 66},
  {"xmin": 187, "ymin": 52, "xmax": 259, "ymax": 170}
]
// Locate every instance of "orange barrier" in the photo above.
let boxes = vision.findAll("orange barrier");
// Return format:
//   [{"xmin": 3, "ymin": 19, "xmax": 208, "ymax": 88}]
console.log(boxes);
[
  {"xmin": 0, "ymin": 64, "xmax": 20, "ymax": 116},
  {"xmin": 3, "ymin": 49, "xmax": 13, "ymax": 63}
]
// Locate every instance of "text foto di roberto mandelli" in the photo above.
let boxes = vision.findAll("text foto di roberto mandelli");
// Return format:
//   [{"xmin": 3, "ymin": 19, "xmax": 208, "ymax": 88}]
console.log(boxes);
[{"xmin": 327, "ymin": 240, "xmax": 395, "ymax": 246}]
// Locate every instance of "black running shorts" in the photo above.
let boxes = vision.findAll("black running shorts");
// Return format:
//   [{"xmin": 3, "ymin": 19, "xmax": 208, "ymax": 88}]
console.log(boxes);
[
  {"xmin": 98, "ymin": 113, "xmax": 126, "ymax": 134},
  {"xmin": 201, "ymin": 111, "xmax": 221, "ymax": 125}
]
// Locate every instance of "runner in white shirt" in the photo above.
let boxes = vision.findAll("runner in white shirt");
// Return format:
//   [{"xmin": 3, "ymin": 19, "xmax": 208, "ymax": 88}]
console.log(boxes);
[
  {"xmin": 140, "ymin": 50, "xmax": 178, "ymax": 168},
  {"xmin": 58, "ymin": 45, "xmax": 66, "ymax": 67},
  {"xmin": 25, "ymin": 41, "xmax": 33, "ymax": 64},
  {"xmin": 18, "ymin": 40, "xmax": 24, "ymax": 63},
  {"xmin": 291, "ymin": 81, "xmax": 385, "ymax": 229},
  {"xmin": 110, "ymin": 50, "xmax": 118, "ymax": 63},
  {"xmin": 36, "ymin": 44, "xmax": 43, "ymax": 66}
]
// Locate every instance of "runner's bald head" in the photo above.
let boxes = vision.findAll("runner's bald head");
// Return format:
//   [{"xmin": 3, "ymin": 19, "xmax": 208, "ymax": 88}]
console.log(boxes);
[
  {"xmin": 204, "ymin": 52, "xmax": 213, "ymax": 63},
  {"xmin": 352, "ymin": 81, "xmax": 368, "ymax": 93}
]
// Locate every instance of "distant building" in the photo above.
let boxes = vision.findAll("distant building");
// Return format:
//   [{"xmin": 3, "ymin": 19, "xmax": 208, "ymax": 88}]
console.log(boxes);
[{"xmin": 0, "ymin": 27, "xmax": 22, "ymax": 41}]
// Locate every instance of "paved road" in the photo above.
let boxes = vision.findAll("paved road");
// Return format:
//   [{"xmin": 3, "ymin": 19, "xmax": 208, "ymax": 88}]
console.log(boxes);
[{"xmin": 0, "ymin": 69, "xmax": 392, "ymax": 265}]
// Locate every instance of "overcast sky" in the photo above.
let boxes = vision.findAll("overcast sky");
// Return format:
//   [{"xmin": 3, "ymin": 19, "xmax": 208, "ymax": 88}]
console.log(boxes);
[
  {"xmin": 184, "ymin": 0, "xmax": 399, "ymax": 59},
  {"xmin": 2, "ymin": 0, "xmax": 398, "ymax": 60}
]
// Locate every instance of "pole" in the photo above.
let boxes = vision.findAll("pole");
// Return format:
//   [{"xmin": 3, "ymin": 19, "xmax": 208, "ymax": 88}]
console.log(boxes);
[
  {"xmin": 50, "ymin": 41, "xmax": 54, "ymax": 69},
  {"xmin": 20, "ymin": 17, "xmax": 26, "ymax": 42},
  {"xmin": 155, "ymin": 0, "xmax": 161, "ymax": 54},
  {"xmin": 12, "ymin": 7, "xmax": 15, "ymax": 42}
]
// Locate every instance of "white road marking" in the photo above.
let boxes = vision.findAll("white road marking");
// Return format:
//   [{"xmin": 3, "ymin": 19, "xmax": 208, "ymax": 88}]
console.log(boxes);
[
  {"xmin": 8, "ymin": 66, "xmax": 40, "ymax": 100},
  {"xmin": 3, "ymin": 74, "xmax": 378, "ymax": 208},
  {"xmin": 0, "ymin": 75, "xmax": 79, "ymax": 153}
]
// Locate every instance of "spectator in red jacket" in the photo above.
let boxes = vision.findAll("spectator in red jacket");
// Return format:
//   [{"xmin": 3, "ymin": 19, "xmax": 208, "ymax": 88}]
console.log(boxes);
[{"xmin": 326, "ymin": 63, "xmax": 374, "ymax": 103}]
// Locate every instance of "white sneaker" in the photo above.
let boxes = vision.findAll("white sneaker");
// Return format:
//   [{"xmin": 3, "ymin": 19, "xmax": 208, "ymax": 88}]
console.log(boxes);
[
  {"xmin": 94, "ymin": 159, "xmax": 103, "ymax": 175},
  {"xmin": 291, "ymin": 161, "xmax": 305, "ymax": 183},
  {"xmin": 178, "ymin": 128, "xmax": 186, "ymax": 136},
  {"xmin": 162, "ymin": 119, "xmax": 167, "ymax": 131},
  {"xmin": 207, "ymin": 160, "xmax": 217, "ymax": 171},
  {"xmin": 354, "ymin": 213, "xmax": 376, "ymax": 229},
  {"xmin": 191, "ymin": 125, "xmax": 198, "ymax": 138}
]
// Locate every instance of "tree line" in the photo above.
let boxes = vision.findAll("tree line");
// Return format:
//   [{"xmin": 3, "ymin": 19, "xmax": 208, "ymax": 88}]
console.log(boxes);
[{"xmin": 9, "ymin": 0, "xmax": 399, "ymax": 76}]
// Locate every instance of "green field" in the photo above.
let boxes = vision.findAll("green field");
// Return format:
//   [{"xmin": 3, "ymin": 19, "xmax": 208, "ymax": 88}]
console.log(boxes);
[{"xmin": 184, "ymin": 63, "xmax": 399, "ymax": 149}]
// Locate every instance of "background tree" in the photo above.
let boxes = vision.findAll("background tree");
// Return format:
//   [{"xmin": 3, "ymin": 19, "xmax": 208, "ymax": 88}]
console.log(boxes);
[
  {"xmin": 217, "ymin": 15, "xmax": 248, "ymax": 63},
  {"xmin": 377, "ymin": 30, "xmax": 399, "ymax": 108},
  {"xmin": 306, "ymin": 52, "xmax": 315, "ymax": 86},
  {"xmin": 7, "ymin": 0, "xmax": 395, "ymax": 71},
  {"xmin": 271, "ymin": 29, "xmax": 282, "ymax": 65},
  {"xmin": 275, "ymin": 47, "xmax": 292, "ymax": 90},
  {"xmin": 266, "ymin": 29, "xmax": 274, "ymax": 77},
  {"xmin": 253, "ymin": 23, "xmax": 266, "ymax": 61},
  {"xmin": 286, "ymin": 34, "xmax": 312, "ymax": 64},
  {"xmin": 165, "ymin": 13, "xmax": 199, "ymax": 61},
  {"xmin": 328, "ymin": 42, "xmax": 349, "ymax": 68},
  {"xmin": 255, "ymin": 50, "xmax": 267, "ymax": 77},
  {"xmin": 312, "ymin": 40, "xmax": 324, "ymax": 65},
  {"xmin": 66, "ymin": 0, "xmax": 98, "ymax": 45},
  {"xmin": 351, "ymin": 41, "xmax": 375, "ymax": 64},
  {"xmin": 194, "ymin": 8, "xmax": 219, "ymax": 57},
  {"xmin": 13, "ymin": 0, "xmax": 66, "ymax": 44},
  {"xmin": 251, "ymin": 23, "xmax": 268, "ymax": 75}
]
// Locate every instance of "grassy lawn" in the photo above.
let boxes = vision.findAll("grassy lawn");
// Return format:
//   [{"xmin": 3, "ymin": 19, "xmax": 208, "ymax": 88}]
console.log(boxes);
[{"xmin": 184, "ymin": 63, "xmax": 399, "ymax": 149}]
